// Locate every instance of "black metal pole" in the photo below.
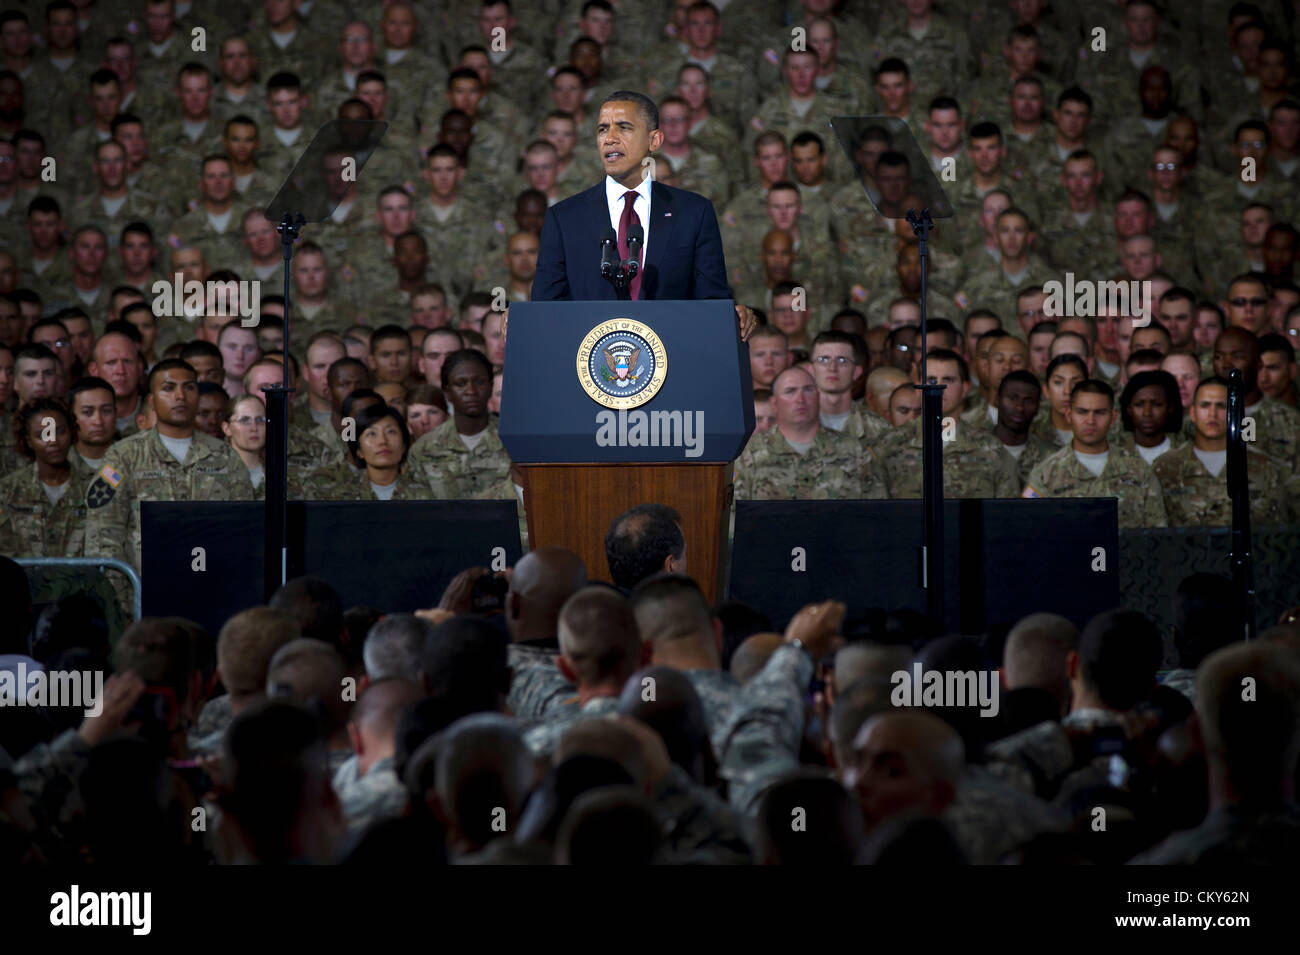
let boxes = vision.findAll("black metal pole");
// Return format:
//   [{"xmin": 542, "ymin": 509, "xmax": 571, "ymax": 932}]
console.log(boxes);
[
  {"xmin": 264, "ymin": 211, "xmax": 304, "ymax": 600},
  {"xmin": 1226, "ymin": 368, "xmax": 1256, "ymax": 639},
  {"xmin": 907, "ymin": 208, "xmax": 945, "ymax": 628}
]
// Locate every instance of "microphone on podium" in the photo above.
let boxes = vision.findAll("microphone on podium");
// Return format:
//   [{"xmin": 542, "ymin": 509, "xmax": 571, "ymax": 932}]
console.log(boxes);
[
  {"xmin": 599, "ymin": 227, "xmax": 618, "ymax": 280},
  {"xmin": 626, "ymin": 222, "xmax": 643, "ymax": 278}
]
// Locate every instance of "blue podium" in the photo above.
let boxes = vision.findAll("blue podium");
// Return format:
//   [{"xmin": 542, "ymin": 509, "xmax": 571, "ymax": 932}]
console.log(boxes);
[{"xmin": 499, "ymin": 300, "xmax": 753, "ymax": 597}]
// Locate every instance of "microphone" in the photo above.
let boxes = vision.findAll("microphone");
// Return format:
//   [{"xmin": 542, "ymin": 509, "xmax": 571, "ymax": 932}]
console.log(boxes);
[
  {"xmin": 600, "ymin": 227, "xmax": 618, "ymax": 280},
  {"xmin": 626, "ymin": 222, "xmax": 644, "ymax": 278}
]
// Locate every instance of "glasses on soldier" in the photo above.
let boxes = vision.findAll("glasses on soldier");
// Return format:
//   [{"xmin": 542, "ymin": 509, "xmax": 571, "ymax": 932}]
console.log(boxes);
[
  {"xmin": 1150, "ymin": 162, "xmax": 1178, "ymax": 171},
  {"xmin": 813, "ymin": 355, "xmax": 854, "ymax": 365},
  {"xmin": 1229, "ymin": 297, "xmax": 1268, "ymax": 307},
  {"xmin": 231, "ymin": 415, "xmax": 269, "ymax": 425},
  {"xmin": 1238, "ymin": 140, "xmax": 1266, "ymax": 150}
]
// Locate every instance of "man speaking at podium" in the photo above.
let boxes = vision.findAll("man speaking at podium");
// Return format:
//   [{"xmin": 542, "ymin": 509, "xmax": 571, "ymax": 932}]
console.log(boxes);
[{"xmin": 530, "ymin": 90, "xmax": 758, "ymax": 341}]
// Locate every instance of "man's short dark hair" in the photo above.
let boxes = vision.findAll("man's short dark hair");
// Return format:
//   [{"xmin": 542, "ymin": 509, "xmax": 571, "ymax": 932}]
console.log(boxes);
[
  {"xmin": 998, "ymin": 369, "xmax": 1042, "ymax": 397},
  {"xmin": 598, "ymin": 90, "xmax": 659, "ymax": 131},
  {"xmin": 1076, "ymin": 609, "xmax": 1162, "ymax": 709},
  {"xmin": 605, "ymin": 503, "xmax": 685, "ymax": 591},
  {"xmin": 179, "ymin": 340, "xmax": 221, "ymax": 363},
  {"xmin": 268, "ymin": 576, "xmax": 346, "ymax": 654},
  {"xmin": 146, "ymin": 358, "xmax": 195, "ymax": 393},
  {"xmin": 1071, "ymin": 379, "xmax": 1114, "ymax": 406}
]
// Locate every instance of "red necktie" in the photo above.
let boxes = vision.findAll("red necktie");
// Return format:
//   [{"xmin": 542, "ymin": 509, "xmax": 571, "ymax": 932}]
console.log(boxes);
[{"xmin": 617, "ymin": 189, "xmax": 643, "ymax": 300}]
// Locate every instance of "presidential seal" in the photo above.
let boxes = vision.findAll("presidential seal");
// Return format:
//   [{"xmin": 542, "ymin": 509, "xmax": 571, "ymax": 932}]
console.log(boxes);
[{"xmin": 576, "ymin": 319, "xmax": 668, "ymax": 409}]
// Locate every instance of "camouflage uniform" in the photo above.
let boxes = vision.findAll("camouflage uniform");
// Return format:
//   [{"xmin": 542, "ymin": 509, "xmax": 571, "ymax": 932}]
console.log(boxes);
[
  {"xmin": 1247, "ymin": 397, "xmax": 1300, "ymax": 477},
  {"xmin": 0, "ymin": 458, "xmax": 93, "ymax": 616},
  {"xmin": 877, "ymin": 419, "xmax": 1022, "ymax": 499},
  {"xmin": 744, "ymin": 91, "xmax": 848, "ymax": 184},
  {"xmin": 332, "ymin": 754, "xmax": 408, "ymax": 833},
  {"xmin": 406, "ymin": 418, "xmax": 516, "ymax": 501},
  {"xmin": 822, "ymin": 404, "xmax": 892, "ymax": 444},
  {"xmin": 1131, "ymin": 805, "xmax": 1300, "ymax": 865},
  {"xmin": 943, "ymin": 766, "xmax": 1069, "ymax": 864},
  {"xmin": 869, "ymin": 10, "xmax": 975, "ymax": 110},
  {"xmin": 188, "ymin": 693, "xmax": 232, "ymax": 756},
  {"xmin": 1003, "ymin": 433, "xmax": 1059, "ymax": 486},
  {"xmin": 1022, "ymin": 442, "xmax": 1168, "ymax": 528},
  {"xmin": 666, "ymin": 147, "xmax": 731, "ymax": 211},
  {"xmin": 1153, "ymin": 444, "xmax": 1292, "ymax": 527},
  {"xmin": 507, "ymin": 643, "xmax": 575, "ymax": 728},
  {"xmin": 302, "ymin": 465, "xmax": 433, "ymax": 501},
  {"xmin": 951, "ymin": 255, "xmax": 1053, "ymax": 333},
  {"xmin": 522, "ymin": 695, "xmax": 622, "ymax": 758},
  {"xmin": 654, "ymin": 763, "xmax": 753, "ymax": 865},
  {"xmin": 733, "ymin": 426, "xmax": 885, "ymax": 501},
  {"xmin": 684, "ymin": 668, "xmax": 741, "ymax": 758},
  {"xmin": 83, "ymin": 429, "xmax": 256, "ymax": 580},
  {"xmin": 167, "ymin": 206, "xmax": 246, "ymax": 273},
  {"xmin": 1036, "ymin": 204, "xmax": 1117, "ymax": 275}
]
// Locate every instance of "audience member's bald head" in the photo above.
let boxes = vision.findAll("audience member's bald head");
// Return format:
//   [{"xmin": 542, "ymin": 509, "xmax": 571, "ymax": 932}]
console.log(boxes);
[
  {"xmin": 867, "ymin": 366, "xmax": 909, "ymax": 415},
  {"xmin": 558, "ymin": 587, "xmax": 643, "ymax": 689},
  {"xmin": 843, "ymin": 711, "xmax": 965, "ymax": 831},
  {"xmin": 506, "ymin": 546, "xmax": 588, "ymax": 644},
  {"xmin": 1003, "ymin": 612, "xmax": 1079, "ymax": 716}
]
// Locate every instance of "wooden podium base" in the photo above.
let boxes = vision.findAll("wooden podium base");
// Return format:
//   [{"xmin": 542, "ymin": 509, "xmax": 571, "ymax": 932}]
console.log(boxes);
[{"xmin": 518, "ymin": 463, "xmax": 733, "ymax": 601}]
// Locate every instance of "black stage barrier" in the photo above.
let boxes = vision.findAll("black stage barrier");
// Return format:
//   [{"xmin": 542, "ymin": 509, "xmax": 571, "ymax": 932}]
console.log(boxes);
[
  {"xmin": 141, "ymin": 501, "xmax": 524, "ymax": 636},
  {"xmin": 729, "ymin": 499, "xmax": 1120, "ymax": 632}
]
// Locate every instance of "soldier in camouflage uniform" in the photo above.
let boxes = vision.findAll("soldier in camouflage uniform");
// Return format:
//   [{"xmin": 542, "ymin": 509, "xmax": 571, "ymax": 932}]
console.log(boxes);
[
  {"xmin": 878, "ymin": 350, "xmax": 1022, "ymax": 499},
  {"xmin": 1022, "ymin": 381, "xmax": 1168, "ymax": 528},
  {"xmin": 744, "ymin": 50, "xmax": 848, "ymax": 186},
  {"xmin": 83, "ymin": 361, "xmax": 255, "ymax": 606},
  {"xmin": 0, "ymin": 397, "xmax": 90, "ymax": 559},
  {"xmin": 1213, "ymin": 327, "xmax": 1300, "ymax": 481},
  {"xmin": 1154, "ymin": 377, "xmax": 1293, "ymax": 526},
  {"xmin": 734, "ymin": 367, "xmax": 885, "ymax": 501}
]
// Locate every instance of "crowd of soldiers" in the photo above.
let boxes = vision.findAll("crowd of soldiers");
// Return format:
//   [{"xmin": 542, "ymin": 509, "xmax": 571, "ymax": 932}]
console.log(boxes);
[{"xmin": 1, "ymin": 0, "xmax": 1300, "ymax": 866}]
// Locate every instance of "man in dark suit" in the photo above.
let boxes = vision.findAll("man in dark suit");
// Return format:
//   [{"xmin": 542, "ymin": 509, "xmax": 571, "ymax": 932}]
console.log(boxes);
[{"xmin": 528, "ymin": 90, "xmax": 757, "ymax": 341}]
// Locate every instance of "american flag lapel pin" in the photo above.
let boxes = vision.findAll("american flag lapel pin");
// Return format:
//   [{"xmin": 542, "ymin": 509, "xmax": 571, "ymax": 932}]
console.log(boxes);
[{"xmin": 664, "ymin": 212, "xmax": 672, "ymax": 217}]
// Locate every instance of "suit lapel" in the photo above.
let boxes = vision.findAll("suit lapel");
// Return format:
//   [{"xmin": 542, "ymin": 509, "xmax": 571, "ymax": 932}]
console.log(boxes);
[
  {"xmin": 586, "ymin": 184, "xmax": 614, "ymax": 299},
  {"xmin": 642, "ymin": 181, "xmax": 676, "ymax": 299}
]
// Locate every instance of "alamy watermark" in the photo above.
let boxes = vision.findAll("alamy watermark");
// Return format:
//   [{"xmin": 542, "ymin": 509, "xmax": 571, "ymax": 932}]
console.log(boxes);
[
  {"xmin": 0, "ymin": 663, "xmax": 103, "ymax": 717},
  {"xmin": 595, "ymin": 409, "xmax": 704, "ymax": 458},
  {"xmin": 890, "ymin": 663, "xmax": 1000, "ymax": 718}
]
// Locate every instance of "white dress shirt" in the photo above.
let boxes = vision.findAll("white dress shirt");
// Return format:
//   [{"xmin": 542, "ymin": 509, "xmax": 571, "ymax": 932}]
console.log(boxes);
[{"xmin": 604, "ymin": 173, "xmax": 652, "ymax": 262}]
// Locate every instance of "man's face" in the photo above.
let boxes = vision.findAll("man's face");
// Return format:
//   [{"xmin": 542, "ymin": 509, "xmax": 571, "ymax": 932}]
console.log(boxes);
[
  {"xmin": 1, "ymin": 302, "xmax": 27, "ymax": 345},
  {"xmin": 685, "ymin": 8, "xmax": 720, "ymax": 50},
  {"xmin": 410, "ymin": 294, "xmax": 449, "ymax": 329},
  {"xmin": 201, "ymin": 160, "xmax": 234, "ymax": 204},
  {"xmin": 1131, "ymin": 327, "xmax": 1169, "ymax": 356},
  {"xmin": 150, "ymin": 368, "xmax": 199, "ymax": 429},
  {"xmin": 1271, "ymin": 290, "xmax": 1300, "ymax": 334},
  {"xmin": 676, "ymin": 68, "xmax": 708, "ymax": 111},
  {"xmin": 177, "ymin": 72, "xmax": 212, "ymax": 119},
  {"xmin": 889, "ymin": 303, "xmax": 921, "ymax": 330},
  {"xmin": 1159, "ymin": 355, "xmax": 1198, "ymax": 410},
  {"xmin": 15, "ymin": 137, "xmax": 44, "ymax": 179},
  {"xmin": 219, "ymin": 38, "xmax": 254, "ymax": 84},
  {"xmin": 93, "ymin": 144, "xmax": 127, "ymax": 191},
  {"xmin": 1, "ymin": 17, "xmax": 30, "ymax": 59},
  {"xmin": 183, "ymin": 354, "xmax": 222, "ymax": 386},
  {"xmin": 483, "ymin": 312, "xmax": 507, "ymax": 368},
  {"xmin": 771, "ymin": 368, "xmax": 818, "ymax": 427},
  {"xmin": 1166, "ymin": 117, "xmax": 1199, "ymax": 158},
  {"xmin": 195, "ymin": 391, "xmax": 226, "ymax": 438},
  {"xmin": 551, "ymin": 72, "xmax": 583, "ymax": 113},
  {"xmin": 1191, "ymin": 384, "xmax": 1228, "ymax": 441},
  {"xmin": 986, "ymin": 339, "xmax": 1028, "ymax": 394},
  {"xmin": 381, "ymin": 4, "xmax": 415, "ymax": 48},
  {"xmin": 596, "ymin": 101, "xmax": 662, "ymax": 183},
  {"xmin": 27, "ymin": 211, "xmax": 60, "ymax": 252},
  {"xmin": 1054, "ymin": 100, "xmax": 1090, "ymax": 141},
  {"xmin": 926, "ymin": 109, "xmax": 963, "ymax": 153},
  {"xmin": 1148, "ymin": 148, "xmax": 1181, "ymax": 193},
  {"xmin": 71, "ymin": 231, "xmax": 107, "ymax": 276},
  {"xmin": 371, "ymin": 335, "xmax": 412, "ymax": 383},
  {"xmin": 579, "ymin": 7, "xmax": 614, "ymax": 45},
  {"xmin": 1269, "ymin": 107, "xmax": 1300, "ymax": 154},
  {"xmin": 658, "ymin": 103, "xmax": 690, "ymax": 148},
  {"xmin": 1062, "ymin": 159, "xmax": 1100, "ymax": 203},
  {"xmin": 760, "ymin": 233, "xmax": 795, "ymax": 281},
  {"xmin": 1213, "ymin": 332, "xmax": 1259, "ymax": 385},
  {"xmin": 479, "ymin": 2, "xmax": 513, "ymax": 42},
  {"xmin": 925, "ymin": 359, "xmax": 967, "ymax": 416},
  {"xmin": 750, "ymin": 337, "xmax": 791, "ymax": 388},
  {"xmin": 888, "ymin": 328, "xmax": 918, "ymax": 372},
  {"xmin": 407, "ymin": 402, "xmax": 446, "ymax": 439},
  {"xmin": 889, "ymin": 387, "xmax": 922, "ymax": 425},
  {"xmin": 770, "ymin": 296, "xmax": 809, "ymax": 339},
  {"xmin": 1124, "ymin": 3, "xmax": 1158, "ymax": 45},
  {"xmin": 90, "ymin": 80, "xmax": 122, "ymax": 126},
  {"xmin": 543, "ymin": 117, "xmax": 577, "ymax": 160},
  {"xmin": 1120, "ymin": 237, "xmax": 1158, "ymax": 280},
  {"xmin": 444, "ymin": 359, "xmax": 491, "ymax": 417},
  {"xmin": 755, "ymin": 143, "xmax": 788, "ymax": 184},
  {"xmin": 1258, "ymin": 350, "xmax": 1296, "ymax": 399},
  {"xmin": 294, "ymin": 253, "xmax": 328, "ymax": 297},
  {"xmin": 46, "ymin": 8, "xmax": 77, "ymax": 49},
  {"xmin": 219, "ymin": 329, "xmax": 260, "ymax": 378},
  {"xmin": 376, "ymin": 192, "xmax": 415, "ymax": 238},
  {"xmin": 876, "ymin": 161, "xmax": 910, "ymax": 203},
  {"xmin": 506, "ymin": 234, "xmax": 539, "ymax": 283},
  {"xmin": 524, "ymin": 149, "xmax": 557, "ymax": 192},
  {"xmin": 460, "ymin": 305, "xmax": 490, "ymax": 332},
  {"xmin": 330, "ymin": 365, "xmax": 369, "ymax": 409},
  {"xmin": 783, "ymin": 53, "xmax": 818, "ymax": 97},
  {"xmin": 356, "ymin": 79, "xmax": 389, "ymax": 119},
  {"xmin": 1139, "ymin": 69, "xmax": 1171, "ymax": 114},
  {"xmin": 978, "ymin": 193, "xmax": 1011, "ymax": 237},
  {"xmin": 1264, "ymin": 230, "xmax": 1297, "ymax": 276},
  {"xmin": 1234, "ymin": 128, "xmax": 1268, "ymax": 166},
  {"xmin": 1114, "ymin": 200, "xmax": 1151, "ymax": 240},
  {"xmin": 15, "ymin": 357, "xmax": 57, "ymax": 401},
  {"xmin": 1069, "ymin": 392, "xmax": 1114, "ymax": 446},
  {"xmin": 790, "ymin": 142, "xmax": 826, "ymax": 187},
  {"xmin": 1194, "ymin": 309, "xmax": 1223, "ymax": 351},
  {"xmin": 32, "ymin": 324, "xmax": 74, "ymax": 374},
  {"xmin": 1226, "ymin": 280, "xmax": 1270, "ymax": 334},
  {"xmin": 223, "ymin": 121, "xmax": 258, "ymax": 165},
  {"xmin": 338, "ymin": 23, "xmax": 373, "ymax": 69},
  {"xmin": 998, "ymin": 378, "xmax": 1041, "ymax": 433},
  {"xmin": 514, "ymin": 195, "xmax": 547, "ymax": 236},
  {"xmin": 875, "ymin": 71, "xmax": 911, "ymax": 113},
  {"xmin": 1010, "ymin": 83, "xmax": 1044, "ymax": 122},
  {"xmin": 766, "ymin": 189, "xmax": 800, "ymax": 232},
  {"xmin": 995, "ymin": 215, "xmax": 1029, "ymax": 259},
  {"xmin": 1028, "ymin": 332, "xmax": 1054, "ymax": 376},
  {"xmin": 267, "ymin": 88, "xmax": 303, "ymax": 129},
  {"xmin": 1241, "ymin": 207, "xmax": 1271, "ymax": 248},
  {"xmin": 968, "ymin": 135, "xmax": 1004, "ymax": 176},
  {"xmin": 841, "ymin": 717, "xmax": 947, "ymax": 832},
  {"xmin": 241, "ymin": 214, "xmax": 278, "ymax": 261},
  {"xmin": 73, "ymin": 386, "xmax": 116, "ymax": 447},
  {"xmin": 393, "ymin": 236, "xmax": 428, "ymax": 282},
  {"xmin": 1006, "ymin": 36, "xmax": 1038, "ymax": 75},
  {"xmin": 752, "ymin": 396, "xmax": 775, "ymax": 433},
  {"xmin": 305, "ymin": 341, "xmax": 345, "ymax": 401},
  {"xmin": 1016, "ymin": 291, "xmax": 1047, "ymax": 336},
  {"xmin": 810, "ymin": 343, "xmax": 859, "ymax": 395},
  {"xmin": 448, "ymin": 77, "xmax": 482, "ymax": 115},
  {"xmin": 421, "ymin": 332, "xmax": 460, "ymax": 385},
  {"xmin": 425, "ymin": 154, "xmax": 462, "ymax": 200},
  {"xmin": 1157, "ymin": 297, "xmax": 1193, "ymax": 349}
]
